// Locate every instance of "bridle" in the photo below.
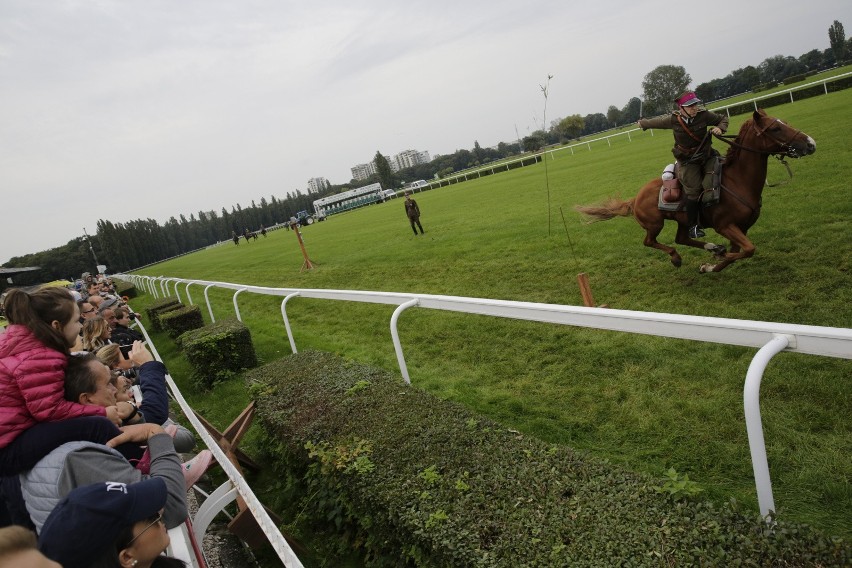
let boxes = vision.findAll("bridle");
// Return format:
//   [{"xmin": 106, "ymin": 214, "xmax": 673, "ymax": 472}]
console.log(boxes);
[
  {"xmin": 713, "ymin": 116, "xmax": 804, "ymax": 158},
  {"xmin": 713, "ymin": 116, "xmax": 805, "ymax": 187}
]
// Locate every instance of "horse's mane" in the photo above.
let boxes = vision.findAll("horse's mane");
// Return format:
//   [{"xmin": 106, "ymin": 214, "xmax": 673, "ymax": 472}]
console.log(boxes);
[{"xmin": 722, "ymin": 117, "xmax": 754, "ymax": 166}]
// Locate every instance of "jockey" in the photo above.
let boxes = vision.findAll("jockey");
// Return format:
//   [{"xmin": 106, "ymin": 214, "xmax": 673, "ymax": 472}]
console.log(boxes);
[{"xmin": 638, "ymin": 91, "xmax": 728, "ymax": 238}]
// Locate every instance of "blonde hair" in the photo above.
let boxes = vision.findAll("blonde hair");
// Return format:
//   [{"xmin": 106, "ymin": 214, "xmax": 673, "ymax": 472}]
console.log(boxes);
[
  {"xmin": 0, "ymin": 525, "xmax": 37, "ymax": 560},
  {"xmin": 96, "ymin": 343, "xmax": 122, "ymax": 368},
  {"xmin": 81, "ymin": 317, "xmax": 110, "ymax": 352}
]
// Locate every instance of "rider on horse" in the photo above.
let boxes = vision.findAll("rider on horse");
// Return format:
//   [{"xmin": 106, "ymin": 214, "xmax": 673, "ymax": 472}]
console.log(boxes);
[{"xmin": 638, "ymin": 91, "xmax": 728, "ymax": 239}]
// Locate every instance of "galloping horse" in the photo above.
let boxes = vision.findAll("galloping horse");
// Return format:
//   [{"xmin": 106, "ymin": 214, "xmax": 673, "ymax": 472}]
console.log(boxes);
[{"xmin": 576, "ymin": 109, "xmax": 816, "ymax": 272}]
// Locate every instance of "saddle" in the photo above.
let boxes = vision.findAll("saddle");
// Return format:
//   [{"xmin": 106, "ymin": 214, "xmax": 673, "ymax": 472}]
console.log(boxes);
[{"xmin": 657, "ymin": 155, "xmax": 724, "ymax": 212}]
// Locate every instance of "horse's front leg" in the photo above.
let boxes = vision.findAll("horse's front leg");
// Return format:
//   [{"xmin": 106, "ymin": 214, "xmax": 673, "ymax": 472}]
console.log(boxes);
[{"xmin": 699, "ymin": 225, "xmax": 754, "ymax": 273}]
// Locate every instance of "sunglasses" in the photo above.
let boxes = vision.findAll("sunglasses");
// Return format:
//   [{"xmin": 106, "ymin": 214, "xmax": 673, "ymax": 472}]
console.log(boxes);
[{"xmin": 127, "ymin": 511, "xmax": 163, "ymax": 545}]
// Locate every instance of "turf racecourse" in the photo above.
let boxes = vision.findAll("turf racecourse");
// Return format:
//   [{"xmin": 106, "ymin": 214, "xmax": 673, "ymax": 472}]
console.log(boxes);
[{"xmin": 137, "ymin": 90, "xmax": 851, "ymax": 541}]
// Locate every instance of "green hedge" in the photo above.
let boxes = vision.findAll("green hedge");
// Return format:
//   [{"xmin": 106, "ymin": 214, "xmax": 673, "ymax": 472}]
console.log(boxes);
[
  {"xmin": 144, "ymin": 298, "xmax": 183, "ymax": 332},
  {"xmin": 113, "ymin": 280, "xmax": 137, "ymax": 299},
  {"xmin": 178, "ymin": 319, "xmax": 257, "ymax": 389},
  {"xmin": 250, "ymin": 351, "xmax": 849, "ymax": 567},
  {"xmin": 159, "ymin": 305, "xmax": 204, "ymax": 339}
]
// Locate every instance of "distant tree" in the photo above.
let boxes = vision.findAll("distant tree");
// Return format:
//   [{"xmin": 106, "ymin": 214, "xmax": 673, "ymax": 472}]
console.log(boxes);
[
  {"xmin": 606, "ymin": 105, "xmax": 622, "ymax": 127},
  {"xmin": 621, "ymin": 97, "xmax": 641, "ymax": 122},
  {"xmin": 821, "ymin": 46, "xmax": 837, "ymax": 69},
  {"xmin": 799, "ymin": 49, "xmax": 824, "ymax": 71},
  {"xmin": 729, "ymin": 66, "xmax": 761, "ymax": 94},
  {"xmin": 641, "ymin": 65, "xmax": 691, "ymax": 115},
  {"xmin": 473, "ymin": 140, "xmax": 485, "ymax": 164},
  {"xmin": 374, "ymin": 151, "xmax": 394, "ymax": 189},
  {"xmin": 758, "ymin": 55, "xmax": 805, "ymax": 83},
  {"xmin": 828, "ymin": 20, "xmax": 847, "ymax": 63},
  {"xmin": 582, "ymin": 113, "xmax": 608, "ymax": 135},
  {"xmin": 694, "ymin": 80, "xmax": 719, "ymax": 102},
  {"xmin": 556, "ymin": 115, "xmax": 584, "ymax": 140},
  {"xmin": 522, "ymin": 133, "xmax": 544, "ymax": 152}
]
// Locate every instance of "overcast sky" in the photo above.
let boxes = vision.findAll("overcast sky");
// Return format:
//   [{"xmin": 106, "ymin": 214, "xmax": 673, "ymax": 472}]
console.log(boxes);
[{"xmin": 1, "ymin": 0, "xmax": 849, "ymax": 264}]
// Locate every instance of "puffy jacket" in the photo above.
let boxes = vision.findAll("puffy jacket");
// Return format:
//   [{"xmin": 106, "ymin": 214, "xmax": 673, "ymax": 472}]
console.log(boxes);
[
  {"xmin": 19, "ymin": 434, "xmax": 187, "ymax": 532},
  {"xmin": 0, "ymin": 325, "xmax": 105, "ymax": 449}
]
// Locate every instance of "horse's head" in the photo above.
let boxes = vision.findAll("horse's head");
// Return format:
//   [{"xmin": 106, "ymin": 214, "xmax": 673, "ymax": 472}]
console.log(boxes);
[{"xmin": 750, "ymin": 109, "xmax": 816, "ymax": 158}]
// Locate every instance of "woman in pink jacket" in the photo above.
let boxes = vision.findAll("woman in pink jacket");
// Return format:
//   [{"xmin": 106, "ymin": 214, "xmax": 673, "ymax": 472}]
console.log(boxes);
[{"xmin": 0, "ymin": 287, "xmax": 123, "ymax": 476}]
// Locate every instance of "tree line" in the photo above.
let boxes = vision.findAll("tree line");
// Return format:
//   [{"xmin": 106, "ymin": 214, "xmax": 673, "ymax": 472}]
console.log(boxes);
[{"xmin": 2, "ymin": 21, "xmax": 848, "ymax": 284}]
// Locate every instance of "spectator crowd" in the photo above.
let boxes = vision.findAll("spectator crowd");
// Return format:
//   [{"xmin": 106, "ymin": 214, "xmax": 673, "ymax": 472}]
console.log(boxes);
[{"xmin": 0, "ymin": 274, "xmax": 213, "ymax": 567}]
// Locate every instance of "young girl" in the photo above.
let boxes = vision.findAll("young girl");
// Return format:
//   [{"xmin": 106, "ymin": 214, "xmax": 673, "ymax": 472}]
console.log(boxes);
[{"xmin": 0, "ymin": 287, "xmax": 121, "ymax": 476}]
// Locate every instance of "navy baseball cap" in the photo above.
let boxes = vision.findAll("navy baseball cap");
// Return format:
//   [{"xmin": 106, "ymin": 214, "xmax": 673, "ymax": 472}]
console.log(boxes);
[{"xmin": 38, "ymin": 478, "xmax": 168, "ymax": 568}]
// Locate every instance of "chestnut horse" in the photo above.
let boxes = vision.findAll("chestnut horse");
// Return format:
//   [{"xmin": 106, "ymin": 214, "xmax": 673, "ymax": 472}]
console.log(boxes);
[{"xmin": 576, "ymin": 109, "xmax": 816, "ymax": 272}]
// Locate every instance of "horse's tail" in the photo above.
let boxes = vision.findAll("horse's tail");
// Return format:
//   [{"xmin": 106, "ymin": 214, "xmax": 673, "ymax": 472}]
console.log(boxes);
[{"xmin": 574, "ymin": 196, "xmax": 635, "ymax": 223}]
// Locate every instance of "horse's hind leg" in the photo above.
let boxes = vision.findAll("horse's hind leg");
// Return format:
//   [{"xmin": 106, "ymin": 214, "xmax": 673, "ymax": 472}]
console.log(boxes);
[
  {"xmin": 642, "ymin": 222, "xmax": 683, "ymax": 268},
  {"xmin": 674, "ymin": 224, "xmax": 727, "ymax": 256}
]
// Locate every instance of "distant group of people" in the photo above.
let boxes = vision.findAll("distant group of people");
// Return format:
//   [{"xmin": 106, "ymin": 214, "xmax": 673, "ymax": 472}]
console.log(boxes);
[
  {"xmin": 231, "ymin": 225, "xmax": 267, "ymax": 245},
  {"xmin": 0, "ymin": 276, "xmax": 214, "ymax": 567}
]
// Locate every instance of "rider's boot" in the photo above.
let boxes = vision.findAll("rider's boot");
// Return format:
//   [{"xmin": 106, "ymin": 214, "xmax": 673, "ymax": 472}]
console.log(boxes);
[{"xmin": 686, "ymin": 199, "xmax": 705, "ymax": 239}]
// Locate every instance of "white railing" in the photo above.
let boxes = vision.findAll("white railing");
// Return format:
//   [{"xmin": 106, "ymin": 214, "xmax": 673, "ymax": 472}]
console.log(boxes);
[
  {"xmin": 129, "ymin": 309, "xmax": 304, "ymax": 568},
  {"xmin": 418, "ymin": 70, "xmax": 852, "ymax": 189},
  {"xmin": 708, "ymin": 70, "xmax": 852, "ymax": 116},
  {"xmin": 119, "ymin": 274, "xmax": 851, "ymax": 526}
]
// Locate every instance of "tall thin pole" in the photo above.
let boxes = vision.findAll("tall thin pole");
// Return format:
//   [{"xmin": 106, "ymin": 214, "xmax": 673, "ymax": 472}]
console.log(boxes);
[{"xmin": 83, "ymin": 227, "xmax": 100, "ymax": 270}]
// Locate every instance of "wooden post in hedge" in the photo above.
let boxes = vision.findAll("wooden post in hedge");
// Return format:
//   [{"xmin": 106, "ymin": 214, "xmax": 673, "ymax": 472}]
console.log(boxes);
[{"xmin": 194, "ymin": 402, "xmax": 283, "ymax": 549}]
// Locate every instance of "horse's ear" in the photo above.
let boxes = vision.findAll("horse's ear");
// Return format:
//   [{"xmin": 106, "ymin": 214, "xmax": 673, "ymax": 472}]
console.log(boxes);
[{"xmin": 753, "ymin": 109, "xmax": 766, "ymax": 121}]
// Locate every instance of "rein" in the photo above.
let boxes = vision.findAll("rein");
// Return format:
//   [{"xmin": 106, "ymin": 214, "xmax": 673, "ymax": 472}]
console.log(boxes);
[{"xmin": 712, "ymin": 121, "xmax": 796, "ymax": 187}]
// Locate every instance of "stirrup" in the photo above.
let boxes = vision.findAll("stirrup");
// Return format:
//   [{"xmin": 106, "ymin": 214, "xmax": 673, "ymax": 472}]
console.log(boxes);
[{"xmin": 688, "ymin": 225, "xmax": 705, "ymax": 239}]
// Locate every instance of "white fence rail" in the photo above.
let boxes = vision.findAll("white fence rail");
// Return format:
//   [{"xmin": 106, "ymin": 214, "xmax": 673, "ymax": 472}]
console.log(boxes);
[
  {"xmin": 418, "ymin": 70, "xmax": 852, "ymax": 189},
  {"xmin": 119, "ymin": 273, "xmax": 851, "ymax": 533},
  {"xmin": 129, "ymin": 305, "xmax": 304, "ymax": 568}
]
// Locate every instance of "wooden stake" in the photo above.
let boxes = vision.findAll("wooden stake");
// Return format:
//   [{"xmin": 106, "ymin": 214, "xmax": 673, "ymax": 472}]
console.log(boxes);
[
  {"xmin": 293, "ymin": 224, "xmax": 316, "ymax": 271},
  {"xmin": 577, "ymin": 272, "xmax": 596, "ymax": 307}
]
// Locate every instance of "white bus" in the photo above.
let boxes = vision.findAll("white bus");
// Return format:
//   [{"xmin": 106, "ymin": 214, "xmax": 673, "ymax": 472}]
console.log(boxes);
[{"xmin": 313, "ymin": 183, "xmax": 384, "ymax": 217}]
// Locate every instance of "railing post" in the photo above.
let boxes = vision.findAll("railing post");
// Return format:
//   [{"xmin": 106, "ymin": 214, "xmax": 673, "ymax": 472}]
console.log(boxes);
[
  {"xmin": 185, "ymin": 282, "xmax": 195, "ymax": 306},
  {"xmin": 280, "ymin": 293, "xmax": 301, "ymax": 354},
  {"xmin": 390, "ymin": 299, "xmax": 419, "ymax": 385},
  {"xmin": 744, "ymin": 333, "xmax": 794, "ymax": 522},
  {"xmin": 233, "ymin": 288, "xmax": 248, "ymax": 322},
  {"xmin": 203, "ymin": 285, "xmax": 216, "ymax": 323},
  {"xmin": 159, "ymin": 277, "xmax": 168, "ymax": 297},
  {"xmin": 173, "ymin": 280, "xmax": 182, "ymax": 304}
]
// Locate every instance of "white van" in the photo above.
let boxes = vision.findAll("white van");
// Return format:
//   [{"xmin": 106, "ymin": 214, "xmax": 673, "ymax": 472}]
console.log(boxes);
[{"xmin": 406, "ymin": 180, "xmax": 428, "ymax": 191}]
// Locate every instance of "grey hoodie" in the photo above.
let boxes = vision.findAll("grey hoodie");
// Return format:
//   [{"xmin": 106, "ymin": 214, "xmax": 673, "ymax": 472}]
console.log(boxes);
[{"xmin": 20, "ymin": 433, "xmax": 186, "ymax": 532}]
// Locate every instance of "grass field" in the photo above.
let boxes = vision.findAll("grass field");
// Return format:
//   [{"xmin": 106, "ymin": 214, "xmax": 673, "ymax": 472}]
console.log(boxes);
[{"xmin": 136, "ymin": 89, "xmax": 851, "ymax": 542}]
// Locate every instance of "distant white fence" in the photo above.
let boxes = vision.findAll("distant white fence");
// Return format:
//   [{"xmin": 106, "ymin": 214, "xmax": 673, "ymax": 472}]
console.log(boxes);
[
  {"xmin": 118, "ymin": 273, "xmax": 851, "ymax": 529},
  {"xmin": 420, "ymin": 71, "xmax": 852, "ymax": 189}
]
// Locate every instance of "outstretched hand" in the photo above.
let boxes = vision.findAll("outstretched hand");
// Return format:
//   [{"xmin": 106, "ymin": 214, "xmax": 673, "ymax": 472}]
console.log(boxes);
[
  {"xmin": 106, "ymin": 423, "xmax": 165, "ymax": 447},
  {"xmin": 129, "ymin": 341, "xmax": 153, "ymax": 366}
]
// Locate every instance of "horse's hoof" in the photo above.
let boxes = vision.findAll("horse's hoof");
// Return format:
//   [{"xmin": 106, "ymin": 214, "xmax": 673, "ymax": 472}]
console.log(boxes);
[
  {"xmin": 708, "ymin": 244, "xmax": 727, "ymax": 256},
  {"xmin": 670, "ymin": 256, "xmax": 682, "ymax": 268},
  {"xmin": 699, "ymin": 263, "xmax": 715, "ymax": 273}
]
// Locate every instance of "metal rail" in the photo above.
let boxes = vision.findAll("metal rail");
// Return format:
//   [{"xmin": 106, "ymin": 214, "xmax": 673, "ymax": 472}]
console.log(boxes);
[{"xmin": 119, "ymin": 274, "xmax": 851, "ymax": 525}]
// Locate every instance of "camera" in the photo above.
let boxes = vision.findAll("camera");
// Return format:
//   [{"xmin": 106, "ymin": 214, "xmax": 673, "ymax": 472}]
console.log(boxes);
[{"xmin": 120, "ymin": 368, "xmax": 138, "ymax": 380}]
